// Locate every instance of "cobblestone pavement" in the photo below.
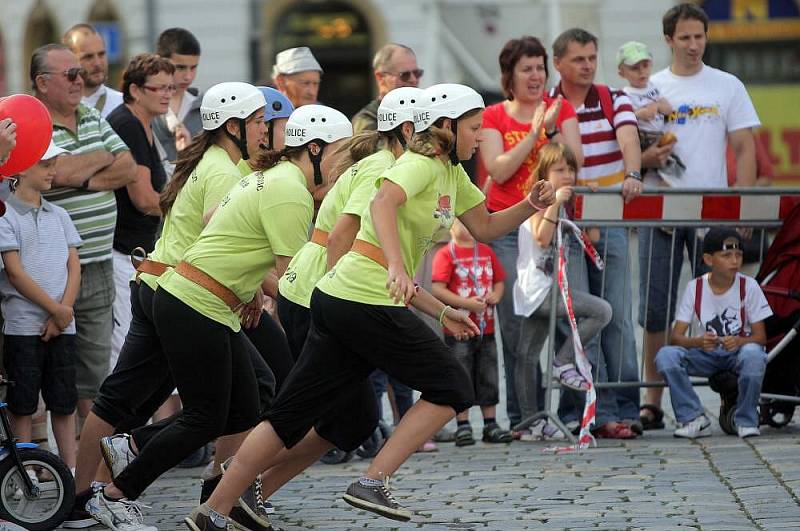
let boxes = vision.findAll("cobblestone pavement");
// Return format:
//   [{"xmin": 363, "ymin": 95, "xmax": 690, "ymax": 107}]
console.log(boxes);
[{"xmin": 63, "ymin": 389, "xmax": 800, "ymax": 531}]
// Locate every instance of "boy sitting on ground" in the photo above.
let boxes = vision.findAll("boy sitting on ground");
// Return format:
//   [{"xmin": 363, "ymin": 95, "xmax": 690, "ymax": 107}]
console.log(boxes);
[{"xmin": 656, "ymin": 227, "xmax": 772, "ymax": 439}]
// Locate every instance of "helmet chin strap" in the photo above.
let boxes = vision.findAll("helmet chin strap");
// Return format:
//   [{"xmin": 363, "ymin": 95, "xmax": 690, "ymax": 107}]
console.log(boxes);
[
  {"xmin": 224, "ymin": 118, "xmax": 250, "ymax": 160},
  {"xmin": 307, "ymin": 144, "xmax": 326, "ymax": 186},
  {"xmin": 265, "ymin": 122, "xmax": 275, "ymax": 151},
  {"xmin": 393, "ymin": 128, "xmax": 407, "ymax": 150},
  {"xmin": 448, "ymin": 118, "xmax": 460, "ymax": 165}
]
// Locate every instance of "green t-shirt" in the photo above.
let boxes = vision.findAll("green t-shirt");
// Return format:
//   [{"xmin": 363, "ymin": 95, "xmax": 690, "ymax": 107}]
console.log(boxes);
[
  {"xmin": 140, "ymin": 145, "xmax": 241, "ymax": 290},
  {"xmin": 158, "ymin": 161, "xmax": 313, "ymax": 331},
  {"xmin": 279, "ymin": 149, "xmax": 395, "ymax": 308},
  {"xmin": 237, "ymin": 158, "xmax": 255, "ymax": 177},
  {"xmin": 317, "ymin": 151, "xmax": 485, "ymax": 306}
]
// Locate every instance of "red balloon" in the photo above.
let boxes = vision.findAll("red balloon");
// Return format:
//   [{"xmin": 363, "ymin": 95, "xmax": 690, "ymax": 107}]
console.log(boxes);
[{"xmin": 0, "ymin": 94, "xmax": 53, "ymax": 176}]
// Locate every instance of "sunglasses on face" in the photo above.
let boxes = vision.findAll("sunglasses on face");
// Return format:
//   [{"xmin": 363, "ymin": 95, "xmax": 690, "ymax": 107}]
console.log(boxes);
[
  {"xmin": 40, "ymin": 67, "xmax": 86, "ymax": 82},
  {"xmin": 383, "ymin": 69, "xmax": 424, "ymax": 82},
  {"xmin": 142, "ymin": 84, "xmax": 177, "ymax": 95}
]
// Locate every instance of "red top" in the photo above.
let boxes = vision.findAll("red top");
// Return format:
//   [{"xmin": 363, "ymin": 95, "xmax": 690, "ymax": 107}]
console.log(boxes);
[
  {"xmin": 431, "ymin": 241, "xmax": 506, "ymax": 335},
  {"xmin": 481, "ymin": 96, "xmax": 577, "ymax": 211}
]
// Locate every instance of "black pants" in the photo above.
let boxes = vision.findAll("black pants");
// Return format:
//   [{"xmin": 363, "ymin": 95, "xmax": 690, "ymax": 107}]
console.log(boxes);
[
  {"xmin": 266, "ymin": 289, "xmax": 473, "ymax": 449},
  {"xmin": 93, "ymin": 282, "xmax": 292, "ymax": 436},
  {"xmin": 276, "ymin": 294, "xmax": 378, "ymax": 451},
  {"xmin": 113, "ymin": 288, "xmax": 265, "ymax": 500}
]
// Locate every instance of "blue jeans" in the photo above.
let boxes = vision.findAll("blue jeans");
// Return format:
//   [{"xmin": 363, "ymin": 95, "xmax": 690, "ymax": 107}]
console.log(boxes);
[
  {"xmin": 370, "ymin": 370, "xmax": 413, "ymax": 422},
  {"xmin": 490, "ymin": 228, "xmax": 543, "ymax": 426},
  {"xmin": 558, "ymin": 229, "xmax": 640, "ymax": 423},
  {"xmin": 656, "ymin": 343, "xmax": 766, "ymax": 427}
]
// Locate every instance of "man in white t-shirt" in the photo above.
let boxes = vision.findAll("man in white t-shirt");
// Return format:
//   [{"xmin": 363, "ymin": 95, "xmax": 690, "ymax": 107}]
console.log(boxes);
[
  {"xmin": 63, "ymin": 24, "xmax": 124, "ymax": 119},
  {"xmin": 655, "ymin": 228, "xmax": 771, "ymax": 439},
  {"xmin": 637, "ymin": 3, "xmax": 761, "ymax": 431}
]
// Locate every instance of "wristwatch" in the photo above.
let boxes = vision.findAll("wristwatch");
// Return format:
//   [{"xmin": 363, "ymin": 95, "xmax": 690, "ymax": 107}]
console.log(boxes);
[
  {"xmin": 545, "ymin": 127, "xmax": 559, "ymax": 140},
  {"xmin": 625, "ymin": 170, "xmax": 643, "ymax": 181}
]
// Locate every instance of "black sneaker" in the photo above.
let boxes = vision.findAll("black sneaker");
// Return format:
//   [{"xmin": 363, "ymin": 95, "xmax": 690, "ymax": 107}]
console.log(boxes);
[
  {"xmin": 184, "ymin": 503, "xmax": 243, "ymax": 530},
  {"xmin": 342, "ymin": 478, "xmax": 411, "ymax": 522},
  {"xmin": 221, "ymin": 458, "xmax": 275, "ymax": 530},
  {"xmin": 62, "ymin": 505, "xmax": 98, "ymax": 528}
]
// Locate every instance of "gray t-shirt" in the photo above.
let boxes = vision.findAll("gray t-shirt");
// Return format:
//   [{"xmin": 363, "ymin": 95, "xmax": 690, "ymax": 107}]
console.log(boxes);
[{"xmin": 0, "ymin": 194, "xmax": 82, "ymax": 335}]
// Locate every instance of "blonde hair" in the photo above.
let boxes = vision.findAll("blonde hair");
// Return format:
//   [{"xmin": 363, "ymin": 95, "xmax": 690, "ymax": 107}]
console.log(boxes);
[
  {"xmin": 330, "ymin": 130, "xmax": 399, "ymax": 178},
  {"xmin": 526, "ymin": 142, "xmax": 578, "ymax": 193}
]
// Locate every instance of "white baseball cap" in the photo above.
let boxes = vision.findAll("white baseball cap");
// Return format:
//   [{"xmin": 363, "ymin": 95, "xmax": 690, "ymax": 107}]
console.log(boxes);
[
  {"xmin": 272, "ymin": 47, "xmax": 323, "ymax": 78},
  {"xmin": 41, "ymin": 140, "xmax": 68, "ymax": 161}
]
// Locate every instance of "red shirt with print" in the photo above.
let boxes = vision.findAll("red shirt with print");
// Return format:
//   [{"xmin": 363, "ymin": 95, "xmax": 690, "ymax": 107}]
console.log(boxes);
[
  {"xmin": 431, "ymin": 241, "xmax": 506, "ymax": 335},
  {"xmin": 481, "ymin": 96, "xmax": 577, "ymax": 211}
]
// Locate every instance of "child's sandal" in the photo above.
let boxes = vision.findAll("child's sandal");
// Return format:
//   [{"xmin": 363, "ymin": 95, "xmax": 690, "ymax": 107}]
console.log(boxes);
[{"xmin": 552, "ymin": 363, "xmax": 590, "ymax": 391}]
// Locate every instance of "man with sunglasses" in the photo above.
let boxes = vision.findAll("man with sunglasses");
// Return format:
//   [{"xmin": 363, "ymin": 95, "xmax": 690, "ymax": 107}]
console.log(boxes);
[
  {"xmin": 31, "ymin": 43, "xmax": 136, "ymax": 437},
  {"xmin": 63, "ymin": 23, "xmax": 124, "ymax": 119},
  {"xmin": 352, "ymin": 43, "xmax": 423, "ymax": 133}
]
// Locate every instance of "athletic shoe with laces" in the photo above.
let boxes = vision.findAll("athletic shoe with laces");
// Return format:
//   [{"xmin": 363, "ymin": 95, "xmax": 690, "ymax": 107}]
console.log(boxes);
[
  {"xmin": 184, "ymin": 503, "xmax": 252, "ymax": 531},
  {"xmin": 100, "ymin": 434, "xmax": 136, "ymax": 479},
  {"xmin": 342, "ymin": 477, "xmax": 411, "ymax": 522},
  {"xmin": 85, "ymin": 489, "xmax": 157, "ymax": 531},
  {"xmin": 220, "ymin": 457, "xmax": 276, "ymax": 529},
  {"xmin": 738, "ymin": 426, "xmax": 760, "ymax": 438},
  {"xmin": 63, "ymin": 485, "xmax": 104, "ymax": 528},
  {"xmin": 674, "ymin": 414, "xmax": 712, "ymax": 439}
]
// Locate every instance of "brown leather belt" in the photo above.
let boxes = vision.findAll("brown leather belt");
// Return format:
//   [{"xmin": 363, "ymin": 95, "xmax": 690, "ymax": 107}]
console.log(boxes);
[
  {"xmin": 131, "ymin": 247, "xmax": 170, "ymax": 282},
  {"xmin": 311, "ymin": 228, "xmax": 328, "ymax": 247},
  {"xmin": 175, "ymin": 261, "xmax": 244, "ymax": 311},
  {"xmin": 351, "ymin": 239, "xmax": 388, "ymax": 269}
]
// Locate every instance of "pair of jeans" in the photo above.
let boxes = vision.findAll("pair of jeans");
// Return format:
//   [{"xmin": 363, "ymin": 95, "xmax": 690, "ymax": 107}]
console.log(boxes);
[
  {"xmin": 370, "ymin": 370, "xmax": 414, "ymax": 421},
  {"xmin": 656, "ymin": 344, "xmax": 766, "ymax": 427},
  {"xmin": 517, "ymin": 289, "xmax": 612, "ymax": 424},
  {"xmin": 558, "ymin": 229, "xmax": 639, "ymax": 424},
  {"xmin": 490, "ymin": 228, "xmax": 543, "ymax": 426}
]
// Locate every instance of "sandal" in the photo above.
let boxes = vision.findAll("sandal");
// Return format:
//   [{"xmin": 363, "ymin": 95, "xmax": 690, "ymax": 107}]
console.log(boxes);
[
  {"xmin": 454, "ymin": 425, "xmax": 475, "ymax": 447},
  {"xmin": 416, "ymin": 440, "xmax": 439, "ymax": 453},
  {"xmin": 482, "ymin": 424, "xmax": 512, "ymax": 444},
  {"xmin": 639, "ymin": 404, "xmax": 666, "ymax": 430},
  {"xmin": 592, "ymin": 421, "xmax": 637, "ymax": 439},
  {"xmin": 623, "ymin": 419, "xmax": 644, "ymax": 436},
  {"xmin": 552, "ymin": 362, "xmax": 590, "ymax": 391}
]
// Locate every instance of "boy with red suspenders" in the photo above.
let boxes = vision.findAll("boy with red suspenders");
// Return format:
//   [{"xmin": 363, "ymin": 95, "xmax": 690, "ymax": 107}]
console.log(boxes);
[{"xmin": 655, "ymin": 228, "xmax": 772, "ymax": 439}]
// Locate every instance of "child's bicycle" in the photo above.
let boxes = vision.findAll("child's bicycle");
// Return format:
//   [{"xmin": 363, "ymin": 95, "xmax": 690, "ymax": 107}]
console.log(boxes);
[{"xmin": 0, "ymin": 377, "xmax": 74, "ymax": 530}]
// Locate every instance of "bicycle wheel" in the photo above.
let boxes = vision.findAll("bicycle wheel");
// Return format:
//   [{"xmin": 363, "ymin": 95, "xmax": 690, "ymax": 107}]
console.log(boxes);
[{"xmin": 0, "ymin": 448, "xmax": 75, "ymax": 530}]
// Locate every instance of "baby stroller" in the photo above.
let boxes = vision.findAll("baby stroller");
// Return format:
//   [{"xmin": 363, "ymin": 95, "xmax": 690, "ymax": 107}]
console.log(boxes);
[{"xmin": 711, "ymin": 202, "xmax": 800, "ymax": 434}]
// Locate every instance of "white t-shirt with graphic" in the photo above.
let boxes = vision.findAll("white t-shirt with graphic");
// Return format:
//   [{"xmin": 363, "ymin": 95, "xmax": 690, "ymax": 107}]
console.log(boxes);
[
  {"xmin": 675, "ymin": 273, "xmax": 772, "ymax": 338},
  {"xmin": 651, "ymin": 63, "xmax": 760, "ymax": 188},
  {"xmin": 623, "ymin": 81, "xmax": 665, "ymax": 134}
]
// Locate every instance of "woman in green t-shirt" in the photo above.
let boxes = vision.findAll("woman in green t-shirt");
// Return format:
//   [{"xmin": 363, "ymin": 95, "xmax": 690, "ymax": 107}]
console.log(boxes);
[
  {"xmin": 187, "ymin": 84, "xmax": 555, "ymax": 528},
  {"xmin": 92, "ymin": 105, "xmax": 353, "ymax": 526}
]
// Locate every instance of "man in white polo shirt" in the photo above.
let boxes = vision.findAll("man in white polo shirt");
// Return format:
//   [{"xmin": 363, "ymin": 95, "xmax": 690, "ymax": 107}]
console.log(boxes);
[
  {"xmin": 63, "ymin": 24, "xmax": 124, "ymax": 118},
  {"xmin": 638, "ymin": 2, "xmax": 760, "ymax": 428}
]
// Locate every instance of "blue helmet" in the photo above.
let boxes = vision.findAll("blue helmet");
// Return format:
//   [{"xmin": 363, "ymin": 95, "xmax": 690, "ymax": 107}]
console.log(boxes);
[{"xmin": 257, "ymin": 86, "xmax": 294, "ymax": 122}]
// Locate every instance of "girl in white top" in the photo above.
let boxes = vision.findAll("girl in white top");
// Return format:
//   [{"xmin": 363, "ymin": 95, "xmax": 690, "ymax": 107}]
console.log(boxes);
[{"xmin": 513, "ymin": 143, "xmax": 612, "ymax": 423}]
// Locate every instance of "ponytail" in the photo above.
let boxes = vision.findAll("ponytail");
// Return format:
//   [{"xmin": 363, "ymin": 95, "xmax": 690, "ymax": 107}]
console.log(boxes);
[
  {"xmin": 409, "ymin": 121, "xmax": 454, "ymax": 158},
  {"xmin": 250, "ymin": 148, "xmax": 285, "ymax": 172},
  {"xmin": 329, "ymin": 130, "xmax": 396, "ymax": 178},
  {"xmin": 160, "ymin": 129, "xmax": 218, "ymax": 216}
]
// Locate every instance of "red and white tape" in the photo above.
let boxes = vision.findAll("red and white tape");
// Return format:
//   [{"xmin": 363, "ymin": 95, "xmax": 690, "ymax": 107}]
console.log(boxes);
[{"xmin": 574, "ymin": 193, "xmax": 800, "ymax": 222}]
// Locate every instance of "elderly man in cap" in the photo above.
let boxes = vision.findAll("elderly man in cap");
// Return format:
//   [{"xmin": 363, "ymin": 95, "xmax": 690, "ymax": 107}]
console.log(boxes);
[
  {"xmin": 352, "ymin": 43, "xmax": 422, "ymax": 133},
  {"xmin": 272, "ymin": 46, "xmax": 322, "ymax": 108}
]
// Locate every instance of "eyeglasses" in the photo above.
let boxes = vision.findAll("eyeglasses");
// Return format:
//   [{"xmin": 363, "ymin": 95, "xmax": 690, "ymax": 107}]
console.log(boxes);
[
  {"xmin": 382, "ymin": 69, "xmax": 424, "ymax": 82},
  {"xmin": 142, "ymin": 84, "xmax": 177, "ymax": 95},
  {"xmin": 39, "ymin": 67, "xmax": 86, "ymax": 82}
]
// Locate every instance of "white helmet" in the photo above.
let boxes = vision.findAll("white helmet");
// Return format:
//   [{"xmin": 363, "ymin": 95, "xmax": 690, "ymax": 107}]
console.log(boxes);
[
  {"xmin": 377, "ymin": 87, "xmax": 424, "ymax": 132},
  {"xmin": 284, "ymin": 104, "xmax": 353, "ymax": 147},
  {"xmin": 200, "ymin": 82, "xmax": 266, "ymax": 131},
  {"xmin": 414, "ymin": 83, "xmax": 485, "ymax": 133}
]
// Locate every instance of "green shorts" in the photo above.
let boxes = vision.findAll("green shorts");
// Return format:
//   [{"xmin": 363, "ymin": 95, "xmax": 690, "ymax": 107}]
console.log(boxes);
[{"xmin": 75, "ymin": 259, "xmax": 115, "ymax": 399}]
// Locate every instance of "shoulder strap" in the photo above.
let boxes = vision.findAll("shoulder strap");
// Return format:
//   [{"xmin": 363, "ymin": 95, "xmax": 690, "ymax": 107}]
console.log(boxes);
[
  {"xmin": 739, "ymin": 275, "xmax": 747, "ymax": 336},
  {"xmin": 596, "ymin": 84, "xmax": 615, "ymax": 130},
  {"xmin": 694, "ymin": 276, "xmax": 703, "ymax": 322}
]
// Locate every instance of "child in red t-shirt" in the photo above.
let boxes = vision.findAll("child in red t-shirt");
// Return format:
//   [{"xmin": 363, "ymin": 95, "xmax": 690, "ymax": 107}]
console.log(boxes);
[{"xmin": 432, "ymin": 219, "xmax": 512, "ymax": 447}]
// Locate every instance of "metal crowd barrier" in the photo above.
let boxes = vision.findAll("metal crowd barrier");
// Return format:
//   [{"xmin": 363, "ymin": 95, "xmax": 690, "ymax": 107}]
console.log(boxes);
[{"xmin": 516, "ymin": 187, "xmax": 800, "ymax": 442}]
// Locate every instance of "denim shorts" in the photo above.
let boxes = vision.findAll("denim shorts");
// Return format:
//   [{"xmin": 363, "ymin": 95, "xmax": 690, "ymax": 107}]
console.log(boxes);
[
  {"xmin": 3, "ymin": 334, "xmax": 78, "ymax": 416},
  {"xmin": 445, "ymin": 334, "xmax": 499, "ymax": 407}
]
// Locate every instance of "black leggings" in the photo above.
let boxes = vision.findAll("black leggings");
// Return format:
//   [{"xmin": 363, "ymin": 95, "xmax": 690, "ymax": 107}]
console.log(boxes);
[
  {"xmin": 267, "ymin": 289, "xmax": 473, "ymax": 449},
  {"xmin": 113, "ymin": 288, "xmax": 264, "ymax": 500},
  {"xmin": 93, "ymin": 282, "xmax": 292, "ymax": 437}
]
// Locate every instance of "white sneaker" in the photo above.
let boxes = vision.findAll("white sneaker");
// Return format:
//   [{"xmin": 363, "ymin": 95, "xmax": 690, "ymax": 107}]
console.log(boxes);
[
  {"xmin": 738, "ymin": 426, "xmax": 760, "ymax": 438},
  {"xmin": 518, "ymin": 419, "xmax": 566, "ymax": 441},
  {"xmin": 101, "ymin": 434, "xmax": 136, "ymax": 479},
  {"xmin": 674, "ymin": 415, "xmax": 712, "ymax": 438},
  {"xmin": 85, "ymin": 490, "xmax": 157, "ymax": 531}
]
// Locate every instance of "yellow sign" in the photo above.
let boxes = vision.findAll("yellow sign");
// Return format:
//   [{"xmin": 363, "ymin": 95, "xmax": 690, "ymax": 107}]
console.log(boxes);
[{"xmin": 749, "ymin": 84, "xmax": 800, "ymax": 186}]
